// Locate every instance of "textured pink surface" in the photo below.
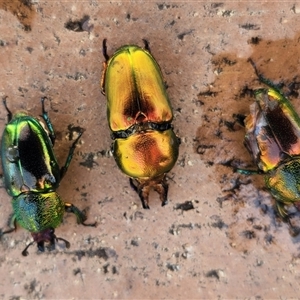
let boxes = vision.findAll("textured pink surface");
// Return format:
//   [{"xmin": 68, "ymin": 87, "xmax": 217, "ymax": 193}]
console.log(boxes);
[{"xmin": 1, "ymin": 2, "xmax": 300, "ymax": 299}]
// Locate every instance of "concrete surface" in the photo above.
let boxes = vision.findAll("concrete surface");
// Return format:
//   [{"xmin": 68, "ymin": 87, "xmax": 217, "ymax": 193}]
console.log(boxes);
[{"xmin": 1, "ymin": 1, "xmax": 300, "ymax": 299}]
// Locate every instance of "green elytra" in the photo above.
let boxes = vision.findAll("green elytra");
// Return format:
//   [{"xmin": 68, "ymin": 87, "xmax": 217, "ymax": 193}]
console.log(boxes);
[{"xmin": 1, "ymin": 97, "xmax": 96, "ymax": 256}]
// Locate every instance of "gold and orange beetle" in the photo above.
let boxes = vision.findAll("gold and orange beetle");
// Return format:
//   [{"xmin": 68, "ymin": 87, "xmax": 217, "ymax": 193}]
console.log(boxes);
[
  {"xmin": 101, "ymin": 39, "xmax": 180, "ymax": 209},
  {"xmin": 238, "ymin": 60, "xmax": 300, "ymax": 235}
]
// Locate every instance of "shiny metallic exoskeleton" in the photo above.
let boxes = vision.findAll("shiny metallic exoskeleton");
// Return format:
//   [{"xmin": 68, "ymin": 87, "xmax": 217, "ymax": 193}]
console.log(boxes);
[
  {"xmin": 1, "ymin": 97, "xmax": 95, "ymax": 255},
  {"xmin": 238, "ymin": 61, "xmax": 300, "ymax": 233},
  {"xmin": 101, "ymin": 40, "xmax": 180, "ymax": 209}
]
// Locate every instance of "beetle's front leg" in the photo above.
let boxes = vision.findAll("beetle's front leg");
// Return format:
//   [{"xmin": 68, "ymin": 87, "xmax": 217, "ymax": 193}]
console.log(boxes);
[{"xmin": 60, "ymin": 130, "xmax": 84, "ymax": 179}]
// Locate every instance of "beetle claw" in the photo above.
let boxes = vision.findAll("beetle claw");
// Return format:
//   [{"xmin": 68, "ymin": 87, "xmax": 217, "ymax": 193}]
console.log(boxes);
[
  {"xmin": 82, "ymin": 221, "xmax": 98, "ymax": 227},
  {"xmin": 161, "ymin": 200, "xmax": 168, "ymax": 207},
  {"xmin": 56, "ymin": 237, "xmax": 71, "ymax": 249},
  {"xmin": 142, "ymin": 202, "xmax": 150, "ymax": 209},
  {"xmin": 139, "ymin": 191, "xmax": 150, "ymax": 210},
  {"xmin": 22, "ymin": 240, "xmax": 36, "ymax": 256}
]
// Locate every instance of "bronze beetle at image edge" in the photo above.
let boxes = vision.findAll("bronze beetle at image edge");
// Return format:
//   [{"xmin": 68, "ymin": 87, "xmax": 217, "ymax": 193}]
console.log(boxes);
[
  {"xmin": 237, "ymin": 60, "xmax": 300, "ymax": 235},
  {"xmin": 101, "ymin": 39, "xmax": 180, "ymax": 209},
  {"xmin": 0, "ymin": 97, "xmax": 96, "ymax": 256}
]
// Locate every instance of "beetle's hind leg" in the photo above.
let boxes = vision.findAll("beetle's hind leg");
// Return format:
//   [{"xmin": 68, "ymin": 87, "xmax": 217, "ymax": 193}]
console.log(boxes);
[{"xmin": 129, "ymin": 178, "xmax": 150, "ymax": 209}]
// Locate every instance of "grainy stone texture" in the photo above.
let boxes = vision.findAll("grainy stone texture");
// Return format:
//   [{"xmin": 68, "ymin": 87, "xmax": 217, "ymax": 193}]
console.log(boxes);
[{"xmin": 1, "ymin": 1, "xmax": 300, "ymax": 299}]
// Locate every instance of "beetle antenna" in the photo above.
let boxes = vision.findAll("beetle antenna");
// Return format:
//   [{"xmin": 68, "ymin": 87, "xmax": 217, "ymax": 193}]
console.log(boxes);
[
  {"xmin": 142, "ymin": 39, "xmax": 151, "ymax": 52},
  {"xmin": 2, "ymin": 96, "xmax": 13, "ymax": 122},
  {"xmin": 102, "ymin": 39, "xmax": 109, "ymax": 61}
]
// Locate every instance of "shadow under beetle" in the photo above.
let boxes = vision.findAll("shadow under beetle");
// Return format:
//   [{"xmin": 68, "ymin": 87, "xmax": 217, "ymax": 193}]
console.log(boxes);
[
  {"xmin": 237, "ymin": 59, "xmax": 300, "ymax": 235},
  {"xmin": 100, "ymin": 39, "xmax": 180, "ymax": 209},
  {"xmin": 1, "ymin": 97, "xmax": 96, "ymax": 256}
]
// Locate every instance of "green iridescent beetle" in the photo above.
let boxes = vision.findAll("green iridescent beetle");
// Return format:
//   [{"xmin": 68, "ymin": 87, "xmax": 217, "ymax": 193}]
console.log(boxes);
[
  {"xmin": 1, "ymin": 97, "xmax": 95, "ymax": 256},
  {"xmin": 101, "ymin": 40, "xmax": 180, "ymax": 209},
  {"xmin": 238, "ymin": 60, "xmax": 300, "ymax": 232}
]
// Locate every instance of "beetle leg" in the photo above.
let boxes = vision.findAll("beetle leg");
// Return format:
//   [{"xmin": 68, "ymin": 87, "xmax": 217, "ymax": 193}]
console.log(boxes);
[
  {"xmin": 154, "ymin": 179, "xmax": 169, "ymax": 207},
  {"xmin": 37, "ymin": 240, "xmax": 46, "ymax": 252},
  {"xmin": 40, "ymin": 97, "xmax": 56, "ymax": 145},
  {"xmin": 248, "ymin": 58, "xmax": 285, "ymax": 94},
  {"xmin": 276, "ymin": 201, "xmax": 289, "ymax": 220},
  {"xmin": 139, "ymin": 185, "xmax": 151, "ymax": 209},
  {"xmin": 21, "ymin": 240, "xmax": 37, "ymax": 256},
  {"xmin": 60, "ymin": 130, "xmax": 83, "ymax": 179},
  {"xmin": 101, "ymin": 39, "xmax": 109, "ymax": 95},
  {"xmin": 129, "ymin": 178, "xmax": 150, "ymax": 209},
  {"xmin": 56, "ymin": 237, "xmax": 71, "ymax": 249},
  {"xmin": 0, "ymin": 214, "xmax": 17, "ymax": 236},
  {"xmin": 129, "ymin": 178, "xmax": 138, "ymax": 192},
  {"xmin": 100, "ymin": 63, "xmax": 108, "ymax": 95},
  {"xmin": 274, "ymin": 202, "xmax": 300, "ymax": 236},
  {"xmin": 102, "ymin": 39, "xmax": 109, "ymax": 61},
  {"xmin": 2, "ymin": 96, "xmax": 13, "ymax": 122},
  {"xmin": 64, "ymin": 203, "xmax": 97, "ymax": 227}
]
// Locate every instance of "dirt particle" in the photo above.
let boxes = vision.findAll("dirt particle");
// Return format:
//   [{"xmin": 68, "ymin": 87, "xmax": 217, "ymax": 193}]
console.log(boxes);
[
  {"xmin": 248, "ymin": 36, "xmax": 262, "ymax": 45},
  {"xmin": 210, "ymin": 215, "xmax": 227, "ymax": 229},
  {"xmin": 131, "ymin": 239, "xmax": 139, "ymax": 247},
  {"xmin": 73, "ymin": 268, "xmax": 81, "ymax": 276},
  {"xmin": 66, "ymin": 125, "xmax": 85, "ymax": 142},
  {"xmin": 177, "ymin": 30, "xmax": 195, "ymax": 41},
  {"xmin": 175, "ymin": 201, "xmax": 194, "ymax": 211},
  {"xmin": 0, "ymin": 0, "xmax": 36, "ymax": 30},
  {"xmin": 206, "ymin": 269, "xmax": 220, "ymax": 280},
  {"xmin": 80, "ymin": 152, "xmax": 99, "ymax": 169},
  {"xmin": 71, "ymin": 247, "xmax": 117, "ymax": 261},
  {"xmin": 65, "ymin": 15, "xmax": 93, "ymax": 32},
  {"xmin": 239, "ymin": 23, "xmax": 260, "ymax": 30},
  {"xmin": 242, "ymin": 230, "xmax": 256, "ymax": 239},
  {"xmin": 166, "ymin": 263, "xmax": 180, "ymax": 271}
]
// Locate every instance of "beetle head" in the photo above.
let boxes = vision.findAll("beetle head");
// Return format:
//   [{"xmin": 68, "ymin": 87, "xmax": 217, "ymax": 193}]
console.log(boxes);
[{"xmin": 22, "ymin": 228, "xmax": 70, "ymax": 256}]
